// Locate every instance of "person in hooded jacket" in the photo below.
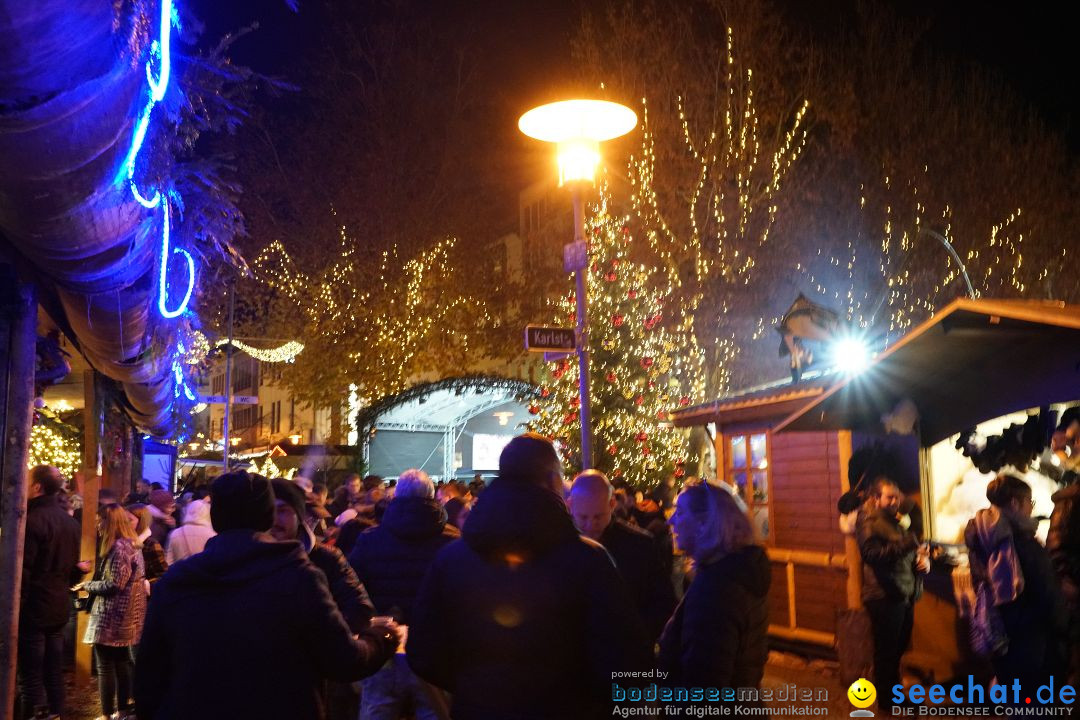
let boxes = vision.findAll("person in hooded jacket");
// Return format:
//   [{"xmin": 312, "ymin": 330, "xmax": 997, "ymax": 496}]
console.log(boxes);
[
  {"xmin": 967, "ymin": 473, "xmax": 1067, "ymax": 693},
  {"xmin": 349, "ymin": 468, "xmax": 459, "ymax": 720},
  {"xmin": 407, "ymin": 433, "xmax": 652, "ymax": 720},
  {"xmin": 133, "ymin": 471, "xmax": 399, "ymax": 720},
  {"xmin": 659, "ymin": 480, "xmax": 771, "ymax": 694},
  {"xmin": 164, "ymin": 497, "xmax": 216, "ymax": 564}
]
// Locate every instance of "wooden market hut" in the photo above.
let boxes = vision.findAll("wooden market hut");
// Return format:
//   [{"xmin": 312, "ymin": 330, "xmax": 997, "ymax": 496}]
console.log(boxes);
[
  {"xmin": 671, "ymin": 297, "xmax": 1080, "ymax": 677},
  {"xmin": 671, "ymin": 378, "xmax": 860, "ymax": 650}
]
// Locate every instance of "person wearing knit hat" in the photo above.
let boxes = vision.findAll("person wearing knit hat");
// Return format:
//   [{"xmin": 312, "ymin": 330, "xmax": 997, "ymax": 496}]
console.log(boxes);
[
  {"xmin": 135, "ymin": 471, "xmax": 399, "ymax": 720},
  {"xmin": 208, "ymin": 470, "xmax": 274, "ymax": 533},
  {"xmin": 269, "ymin": 478, "xmax": 376, "ymax": 720}
]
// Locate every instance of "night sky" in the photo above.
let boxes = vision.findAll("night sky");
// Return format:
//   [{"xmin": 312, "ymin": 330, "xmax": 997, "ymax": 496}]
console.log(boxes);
[
  {"xmin": 189, "ymin": 0, "xmax": 1079, "ymax": 237},
  {"xmin": 198, "ymin": 0, "xmax": 1077, "ymax": 132}
]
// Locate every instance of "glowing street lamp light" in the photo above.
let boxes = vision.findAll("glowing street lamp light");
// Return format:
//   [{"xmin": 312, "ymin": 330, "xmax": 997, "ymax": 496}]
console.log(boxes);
[
  {"xmin": 518, "ymin": 100, "xmax": 638, "ymax": 186},
  {"xmin": 519, "ymin": 99, "xmax": 638, "ymax": 470}
]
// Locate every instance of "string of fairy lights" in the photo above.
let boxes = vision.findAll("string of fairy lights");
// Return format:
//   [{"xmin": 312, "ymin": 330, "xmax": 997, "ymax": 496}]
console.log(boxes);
[
  {"xmin": 619, "ymin": 22, "xmax": 1052, "ymax": 382},
  {"xmin": 625, "ymin": 26, "xmax": 812, "ymax": 396},
  {"xmin": 252, "ymin": 219, "xmax": 491, "ymax": 402},
  {"xmin": 529, "ymin": 192, "xmax": 705, "ymax": 485}
]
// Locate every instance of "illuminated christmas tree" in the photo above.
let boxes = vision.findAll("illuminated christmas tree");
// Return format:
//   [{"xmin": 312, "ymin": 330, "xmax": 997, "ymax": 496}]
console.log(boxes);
[{"xmin": 530, "ymin": 192, "xmax": 704, "ymax": 488}]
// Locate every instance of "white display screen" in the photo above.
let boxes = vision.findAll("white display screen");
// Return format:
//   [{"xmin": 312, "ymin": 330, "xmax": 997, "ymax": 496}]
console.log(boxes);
[{"xmin": 472, "ymin": 433, "xmax": 514, "ymax": 471}]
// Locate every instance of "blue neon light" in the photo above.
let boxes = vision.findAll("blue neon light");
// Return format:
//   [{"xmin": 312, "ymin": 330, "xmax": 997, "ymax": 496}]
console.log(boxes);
[
  {"xmin": 157, "ymin": 204, "xmax": 195, "ymax": 319},
  {"xmin": 118, "ymin": 0, "xmax": 193, "ymax": 320}
]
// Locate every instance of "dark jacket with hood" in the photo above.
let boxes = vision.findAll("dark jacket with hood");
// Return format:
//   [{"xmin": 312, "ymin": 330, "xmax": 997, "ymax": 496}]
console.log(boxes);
[
  {"xmin": 133, "ymin": 530, "xmax": 396, "ymax": 720},
  {"xmin": 348, "ymin": 495, "xmax": 459, "ymax": 624},
  {"xmin": 858, "ymin": 507, "xmax": 919, "ymax": 602},
  {"xmin": 407, "ymin": 477, "xmax": 651, "ymax": 720},
  {"xmin": 21, "ymin": 493, "xmax": 83, "ymax": 629},
  {"xmin": 657, "ymin": 545, "xmax": 772, "ymax": 689}
]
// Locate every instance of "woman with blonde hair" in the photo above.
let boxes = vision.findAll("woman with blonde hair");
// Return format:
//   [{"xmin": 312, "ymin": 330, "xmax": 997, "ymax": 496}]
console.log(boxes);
[
  {"xmin": 659, "ymin": 480, "xmax": 771, "ymax": 690},
  {"xmin": 78, "ymin": 503, "xmax": 147, "ymax": 719}
]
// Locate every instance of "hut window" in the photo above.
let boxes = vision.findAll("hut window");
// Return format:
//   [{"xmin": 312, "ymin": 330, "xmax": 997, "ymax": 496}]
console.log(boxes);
[{"xmin": 726, "ymin": 431, "xmax": 771, "ymax": 541}]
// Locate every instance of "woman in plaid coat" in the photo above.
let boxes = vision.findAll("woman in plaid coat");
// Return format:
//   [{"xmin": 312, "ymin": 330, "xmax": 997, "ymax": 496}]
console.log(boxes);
[{"xmin": 79, "ymin": 503, "xmax": 147, "ymax": 719}]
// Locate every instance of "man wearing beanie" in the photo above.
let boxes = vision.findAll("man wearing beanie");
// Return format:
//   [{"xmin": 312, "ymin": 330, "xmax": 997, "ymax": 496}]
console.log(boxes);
[
  {"xmin": 407, "ymin": 433, "xmax": 651, "ymax": 719},
  {"xmin": 134, "ymin": 471, "xmax": 398, "ymax": 720}
]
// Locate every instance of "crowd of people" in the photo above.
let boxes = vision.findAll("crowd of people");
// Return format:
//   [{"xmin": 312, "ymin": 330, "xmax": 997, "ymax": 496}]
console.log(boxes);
[
  {"xmin": 16, "ymin": 433, "xmax": 772, "ymax": 720},
  {"xmin": 854, "ymin": 407, "xmax": 1080, "ymax": 712},
  {"xmin": 18, "ymin": 415, "xmax": 1080, "ymax": 719}
]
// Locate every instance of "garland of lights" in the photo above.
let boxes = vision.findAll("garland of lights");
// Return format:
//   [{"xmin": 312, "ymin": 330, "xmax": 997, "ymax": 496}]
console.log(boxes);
[{"xmin": 215, "ymin": 338, "xmax": 305, "ymax": 363}]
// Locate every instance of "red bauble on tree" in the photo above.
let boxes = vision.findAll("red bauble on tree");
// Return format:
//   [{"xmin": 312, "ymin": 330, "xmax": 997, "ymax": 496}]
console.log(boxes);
[
  {"xmin": 613, "ymin": 314, "xmax": 624, "ymax": 327},
  {"xmin": 640, "ymin": 357, "xmax": 654, "ymax": 369},
  {"xmin": 605, "ymin": 371, "xmax": 617, "ymax": 383},
  {"xmin": 528, "ymin": 405, "xmax": 540, "ymax": 415},
  {"xmin": 607, "ymin": 444, "xmax": 618, "ymax": 456}
]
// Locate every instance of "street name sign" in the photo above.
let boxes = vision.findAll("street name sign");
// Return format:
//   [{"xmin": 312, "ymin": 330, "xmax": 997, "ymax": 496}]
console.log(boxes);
[
  {"xmin": 563, "ymin": 241, "xmax": 587, "ymax": 273},
  {"xmin": 203, "ymin": 395, "xmax": 259, "ymax": 405},
  {"xmin": 525, "ymin": 325, "xmax": 577, "ymax": 353}
]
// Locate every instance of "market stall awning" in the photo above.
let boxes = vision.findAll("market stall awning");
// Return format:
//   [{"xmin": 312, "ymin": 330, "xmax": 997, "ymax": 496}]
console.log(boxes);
[{"xmin": 773, "ymin": 298, "xmax": 1080, "ymax": 446}]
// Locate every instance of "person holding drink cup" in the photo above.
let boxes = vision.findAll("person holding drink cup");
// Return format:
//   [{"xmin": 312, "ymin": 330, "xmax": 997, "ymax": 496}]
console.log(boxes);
[{"xmin": 857, "ymin": 477, "xmax": 929, "ymax": 712}]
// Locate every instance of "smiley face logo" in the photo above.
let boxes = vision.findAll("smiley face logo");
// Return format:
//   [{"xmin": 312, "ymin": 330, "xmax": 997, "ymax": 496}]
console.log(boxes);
[{"xmin": 847, "ymin": 677, "xmax": 876, "ymax": 709}]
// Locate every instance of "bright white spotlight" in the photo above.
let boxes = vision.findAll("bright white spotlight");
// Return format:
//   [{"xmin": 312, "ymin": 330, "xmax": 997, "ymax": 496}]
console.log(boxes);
[{"xmin": 831, "ymin": 337, "xmax": 871, "ymax": 374}]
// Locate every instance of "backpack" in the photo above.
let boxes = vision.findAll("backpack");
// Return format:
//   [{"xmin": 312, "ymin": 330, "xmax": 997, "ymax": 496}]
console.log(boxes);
[{"xmin": 969, "ymin": 581, "xmax": 1008, "ymax": 658}]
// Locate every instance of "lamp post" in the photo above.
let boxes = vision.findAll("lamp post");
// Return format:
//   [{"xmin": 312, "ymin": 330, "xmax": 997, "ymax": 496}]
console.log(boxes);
[{"xmin": 518, "ymin": 99, "xmax": 637, "ymax": 470}]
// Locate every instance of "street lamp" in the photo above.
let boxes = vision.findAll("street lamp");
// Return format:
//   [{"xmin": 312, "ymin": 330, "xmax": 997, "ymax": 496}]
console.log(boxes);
[{"xmin": 519, "ymin": 99, "xmax": 638, "ymax": 469}]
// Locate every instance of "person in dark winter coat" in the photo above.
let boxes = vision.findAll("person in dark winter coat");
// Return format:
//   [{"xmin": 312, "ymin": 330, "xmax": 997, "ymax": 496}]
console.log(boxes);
[
  {"xmin": 966, "ymin": 473, "xmax": 1067, "ymax": 692},
  {"xmin": 349, "ymin": 468, "xmax": 458, "ymax": 720},
  {"xmin": 569, "ymin": 470, "xmax": 676, "ymax": 644},
  {"xmin": 19, "ymin": 465, "xmax": 87, "ymax": 719},
  {"xmin": 134, "ymin": 471, "xmax": 399, "ymax": 720},
  {"xmin": 659, "ymin": 480, "xmax": 771, "ymax": 692},
  {"xmin": 1048, "ymin": 473, "xmax": 1080, "ymax": 683},
  {"xmin": 407, "ymin": 434, "xmax": 652, "ymax": 720},
  {"xmin": 857, "ymin": 478, "xmax": 929, "ymax": 712},
  {"xmin": 271, "ymin": 478, "xmax": 375, "ymax": 633},
  {"xmin": 349, "ymin": 470, "xmax": 460, "ymax": 623}
]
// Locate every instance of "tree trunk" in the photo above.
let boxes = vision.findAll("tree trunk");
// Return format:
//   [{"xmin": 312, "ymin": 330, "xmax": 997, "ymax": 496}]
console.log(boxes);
[{"xmin": 0, "ymin": 266, "xmax": 36, "ymax": 719}]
